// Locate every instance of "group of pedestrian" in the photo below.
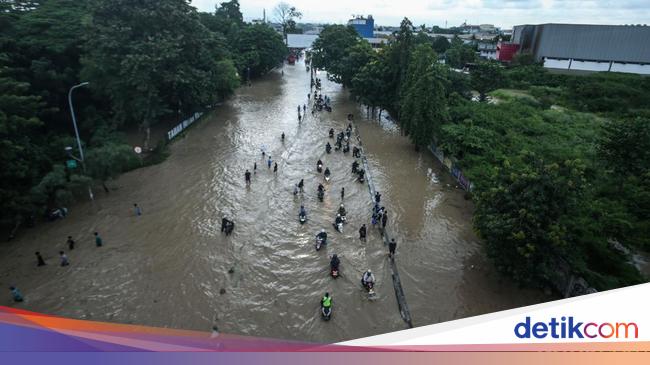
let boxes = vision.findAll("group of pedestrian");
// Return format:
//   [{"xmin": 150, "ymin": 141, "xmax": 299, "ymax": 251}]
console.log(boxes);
[
  {"xmin": 8, "ymin": 201, "xmax": 147, "ymax": 303},
  {"xmin": 372, "ymin": 203, "xmax": 388, "ymax": 230}
]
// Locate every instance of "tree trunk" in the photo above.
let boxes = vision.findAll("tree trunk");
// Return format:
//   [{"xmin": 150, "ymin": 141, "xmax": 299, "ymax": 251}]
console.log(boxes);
[
  {"xmin": 378, "ymin": 109, "xmax": 383, "ymax": 120},
  {"xmin": 102, "ymin": 182, "xmax": 109, "ymax": 193}
]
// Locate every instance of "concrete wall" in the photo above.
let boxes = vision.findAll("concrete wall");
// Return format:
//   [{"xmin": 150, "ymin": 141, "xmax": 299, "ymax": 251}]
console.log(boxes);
[
  {"xmin": 543, "ymin": 58, "xmax": 570, "ymax": 69},
  {"xmin": 610, "ymin": 62, "xmax": 650, "ymax": 75},
  {"xmin": 570, "ymin": 60, "xmax": 611, "ymax": 72}
]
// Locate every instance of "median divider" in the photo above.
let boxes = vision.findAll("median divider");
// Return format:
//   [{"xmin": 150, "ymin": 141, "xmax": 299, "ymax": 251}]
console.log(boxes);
[{"xmin": 352, "ymin": 122, "xmax": 414, "ymax": 329}]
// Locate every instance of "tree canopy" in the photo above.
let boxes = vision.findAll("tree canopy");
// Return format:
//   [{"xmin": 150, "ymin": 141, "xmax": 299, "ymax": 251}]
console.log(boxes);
[
  {"xmin": 0, "ymin": 0, "xmax": 286, "ymax": 227},
  {"xmin": 311, "ymin": 18, "xmax": 650, "ymax": 292}
]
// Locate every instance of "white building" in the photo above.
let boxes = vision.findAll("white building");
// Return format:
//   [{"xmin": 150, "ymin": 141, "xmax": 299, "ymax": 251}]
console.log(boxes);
[{"xmin": 512, "ymin": 23, "xmax": 650, "ymax": 75}]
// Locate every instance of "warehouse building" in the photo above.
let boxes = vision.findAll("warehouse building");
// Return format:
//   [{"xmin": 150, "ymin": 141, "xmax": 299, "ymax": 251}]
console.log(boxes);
[{"xmin": 511, "ymin": 23, "xmax": 650, "ymax": 75}]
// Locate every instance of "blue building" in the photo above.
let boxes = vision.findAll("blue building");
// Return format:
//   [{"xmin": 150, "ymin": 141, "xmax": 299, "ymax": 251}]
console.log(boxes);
[{"xmin": 348, "ymin": 15, "xmax": 374, "ymax": 38}]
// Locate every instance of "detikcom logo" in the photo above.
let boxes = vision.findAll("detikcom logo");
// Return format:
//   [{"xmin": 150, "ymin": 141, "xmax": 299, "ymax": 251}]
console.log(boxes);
[{"xmin": 515, "ymin": 317, "xmax": 638, "ymax": 339}]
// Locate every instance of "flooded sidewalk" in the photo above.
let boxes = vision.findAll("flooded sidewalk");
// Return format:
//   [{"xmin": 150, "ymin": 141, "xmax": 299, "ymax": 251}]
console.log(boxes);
[{"xmin": 0, "ymin": 59, "xmax": 549, "ymax": 342}]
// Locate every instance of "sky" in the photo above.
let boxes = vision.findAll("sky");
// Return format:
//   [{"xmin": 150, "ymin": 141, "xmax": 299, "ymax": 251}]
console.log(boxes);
[{"xmin": 191, "ymin": 0, "xmax": 650, "ymax": 29}]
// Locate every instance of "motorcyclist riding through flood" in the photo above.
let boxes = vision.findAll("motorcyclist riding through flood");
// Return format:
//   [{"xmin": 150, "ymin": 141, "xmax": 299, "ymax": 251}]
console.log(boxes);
[{"xmin": 361, "ymin": 269, "xmax": 376, "ymax": 289}]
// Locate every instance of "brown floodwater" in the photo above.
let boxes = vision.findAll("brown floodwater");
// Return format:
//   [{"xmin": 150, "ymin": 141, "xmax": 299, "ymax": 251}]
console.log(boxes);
[{"xmin": 0, "ymin": 59, "xmax": 551, "ymax": 342}]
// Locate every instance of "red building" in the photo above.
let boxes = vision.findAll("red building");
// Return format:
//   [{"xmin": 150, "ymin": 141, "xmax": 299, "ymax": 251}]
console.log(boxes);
[{"xmin": 497, "ymin": 42, "xmax": 520, "ymax": 62}]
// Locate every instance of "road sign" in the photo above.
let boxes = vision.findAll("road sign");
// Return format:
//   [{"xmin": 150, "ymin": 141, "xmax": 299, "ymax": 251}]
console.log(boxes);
[{"xmin": 66, "ymin": 159, "xmax": 78, "ymax": 169}]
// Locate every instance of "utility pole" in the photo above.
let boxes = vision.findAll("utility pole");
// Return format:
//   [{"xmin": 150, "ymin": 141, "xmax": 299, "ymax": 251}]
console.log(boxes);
[{"xmin": 68, "ymin": 82, "xmax": 94, "ymax": 201}]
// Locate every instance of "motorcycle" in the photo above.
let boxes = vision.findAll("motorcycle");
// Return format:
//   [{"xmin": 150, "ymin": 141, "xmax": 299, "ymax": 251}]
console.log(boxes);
[
  {"xmin": 317, "ymin": 163, "xmax": 323, "ymax": 173},
  {"xmin": 324, "ymin": 171, "xmax": 331, "ymax": 182},
  {"xmin": 362, "ymin": 280, "xmax": 377, "ymax": 299},
  {"xmin": 333, "ymin": 222, "xmax": 343, "ymax": 233},
  {"xmin": 326, "ymin": 145, "xmax": 331, "ymax": 154},
  {"xmin": 224, "ymin": 221, "xmax": 235, "ymax": 236},
  {"xmin": 330, "ymin": 266, "xmax": 339, "ymax": 278},
  {"xmin": 299, "ymin": 213, "xmax": 307, "ymax": 224},
  {"xmin": 317, "ymin": 190, "xmax": 324, "ymax": 202},
  {"xmin": 315, "ymin": 236, "xmax": 326, "ymax": 251},
  {"xmin": 321, "ymin": 305, "xmax": 332, "ymax": 321},
  {"xmin": 340, "ymin": 214, "xmax": 347, "ymax": 223},
  {"xmin": 329, "ymin": 130, "xmax": 334, "ymax": 138}
]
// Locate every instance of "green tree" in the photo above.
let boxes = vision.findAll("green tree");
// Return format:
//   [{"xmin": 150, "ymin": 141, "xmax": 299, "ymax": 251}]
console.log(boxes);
[
  {"xmin": 235, "ymin": 23, "xmax": 287, "ymax": 77},
  {"xmin": 600, "ymin": 117, "xmax": 650, "ymax": 178},
  {"xmin": 445, "ymin": 39, "xmax": 477, "ymax": 69},
  {"xmin": 597, "ymin": 117, "xmax": 650, "ymax": 249},
  {"xmin": 8, "ymin": 0, "xmax": 90, "ymax": 133},
  {"xmin": 471, "ymin": 61, "xmax": 504, "ymax": 101},
  {"xmin": 339, "ymin": 41, "xmax": 375, "ymax": 88},
  {"xmin": 83, "ymin": 0, "xmax": 235, "ymax": 130},
  {"xmin": 85, "ymin": 142, "xmax": 138, "ymax": 192},
  {"xmin": 432, "ymin": 36, "xmax": 450, "ymax": 54},
  {"xmin": 215, "ymin": 0, "xmax": 243, "ymax": 25},
  {"xmin": 351, "ymin": 54, "xmax": 392, "ymax": 118},
  {"xmin": 474, "ymin": 156, "xmax": 588, "ymax": 287},
  {"xmin": 386, "ymin": 17, "xmax": 415, "ymax": 117},
  {"xmin": 399, "ymin": 44, "xmax": 448, "ymax": 149},
  {"xmin": 446, "ymin": 68, "xmax": 472, "ymax": 99},
  {"xmin": 0, "ymin": 62, "xmax": 47, "ymax": 223},
  {"xmin": 311, "ymin": 24, "xmax": 359, "ymax": 82}
]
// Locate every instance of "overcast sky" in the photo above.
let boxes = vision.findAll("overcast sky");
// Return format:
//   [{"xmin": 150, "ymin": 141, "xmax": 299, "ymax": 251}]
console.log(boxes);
[{"xmin": 191, "ymin": 0, "xmax": 650, "ymax": 28}]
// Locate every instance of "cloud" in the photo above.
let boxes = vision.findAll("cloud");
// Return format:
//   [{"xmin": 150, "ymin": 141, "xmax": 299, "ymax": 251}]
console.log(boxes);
[
  {"xmin": 190, "ymin": 0, "xmax": 650, "ymax": 28},
  {"xmin": 427, "ymin": 0, "xmax": 460, "ymax": 10},
  {"xmin": 482, "ymin": 0, "xmax": 544, "ymax": 9}
]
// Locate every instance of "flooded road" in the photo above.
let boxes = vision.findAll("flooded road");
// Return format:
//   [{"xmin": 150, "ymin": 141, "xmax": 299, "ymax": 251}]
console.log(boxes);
[{"xmin": 0, "ymin": 59, "xmax": 550, "ymax": 342}]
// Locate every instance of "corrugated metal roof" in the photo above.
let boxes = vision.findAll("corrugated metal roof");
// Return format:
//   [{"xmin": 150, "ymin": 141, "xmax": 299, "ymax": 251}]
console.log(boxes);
[{"xmin": 513, "ymin": 24, "xmax": 650, "ymax": 63}]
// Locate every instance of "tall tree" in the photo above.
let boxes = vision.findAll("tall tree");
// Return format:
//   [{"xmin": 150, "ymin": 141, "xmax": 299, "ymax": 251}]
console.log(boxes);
[
  {"xmin": 83, "ymin": 0, "xmax": 237, "ymax": 132},
  {"xmin": 399, "ymin": 44, "xmax": 448, "ymax": 149},
  {"xmin": 8, "ymin": 0, "xmax": 89, "ymax": 133},
  {"xmin": 385, "ymin": 17, "xmax": 415, "ymax": 117},
  {"xmin": 273, "ymin": 2, "xmax": 301, "ymax": 40},
  {"xmin": 311, "ymin": 24, "xmax": 359, "ymax": 82},
  {"xmin": 351, "ymin": 54, "xmax": 391, "ymax": 117},
  {"xmin": 0, "ymin": 61, "xmax": 47, "ymax": 223},
  {"xmin": 339, "ymin": 41, "xmax": 375, "ymax": 88},
  {"xmin": 215, "ymin": 0, "xmax": 242, "ymax": 25},
  {"xmin": 235, "ymin": 23, "xmax": 287, "ymax": 77}
]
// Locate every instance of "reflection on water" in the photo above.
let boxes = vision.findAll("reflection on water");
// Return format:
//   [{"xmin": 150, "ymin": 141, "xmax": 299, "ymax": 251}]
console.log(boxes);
[{"xmin": 0, "ymin": 58, "xmax": 550, "ymax": 342}]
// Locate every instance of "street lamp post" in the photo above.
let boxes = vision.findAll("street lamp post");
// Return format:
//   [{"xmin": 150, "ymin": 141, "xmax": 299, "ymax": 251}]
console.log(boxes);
[{"xmin": 68, "ymin": 82, "xmax": 93, "ymax": 200}]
